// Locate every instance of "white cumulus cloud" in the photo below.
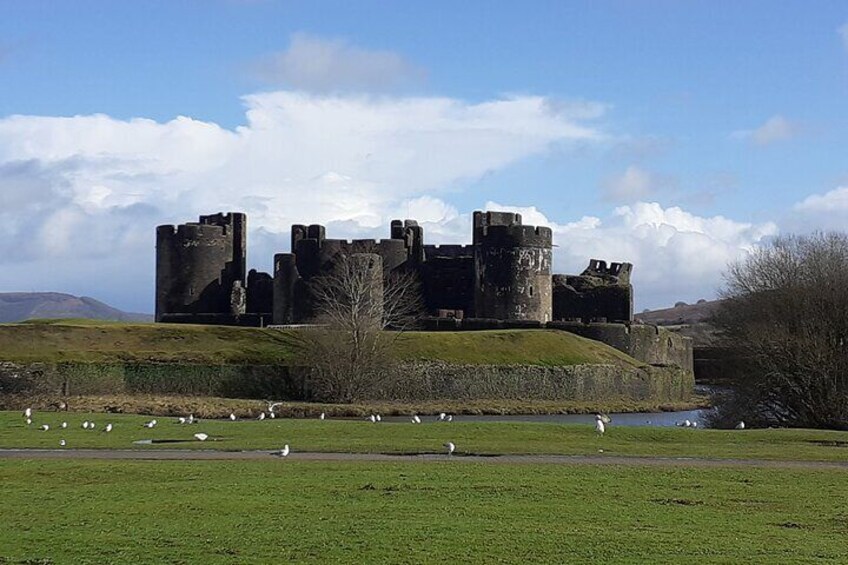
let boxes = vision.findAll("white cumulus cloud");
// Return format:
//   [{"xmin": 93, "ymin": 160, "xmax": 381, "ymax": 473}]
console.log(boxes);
[
  {"xmin": 732, "ymin": 115, "xmax": 798, "ymax": 145},
  {"xmin": 253, "ymin": 33, "xmax": 425, "ymax": 92},
  {"xmin": 0, "ymin": 90, "xmax": 606, "ymax": 312},
  {"xmin": 788, "ymin": 185, "xmax": 848, "ymax": 232},
  {"xmin": 601, "ymin": 165, "xmax": 671, "ymax": 203}
]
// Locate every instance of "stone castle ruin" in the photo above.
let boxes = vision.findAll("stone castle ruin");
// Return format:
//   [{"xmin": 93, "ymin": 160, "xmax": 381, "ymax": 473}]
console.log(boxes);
[{"xmin": 155, "ymin": 211, "xmax": 691, "ymax": 372}]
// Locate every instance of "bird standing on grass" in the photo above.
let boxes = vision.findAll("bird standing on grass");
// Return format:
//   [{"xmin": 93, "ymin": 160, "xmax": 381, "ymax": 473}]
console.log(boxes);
[
  {"xmin": 82, "ymin": 421, "xmax": 90, "ymax": 430},
  {"xmin": 279, "ymin": 444, "xmax": 290, "ymax": 457},
  {"xmin": 258, "ymin": 412, "xmax": 266, "ymax": 421},
  {"xmin": 143, "ymin": 419, "xmax": 157, "ymax": 429},
  {"xmin": 23, "ymin": 408, "xmax": 32, "ymax": 419},
  {"xmin": 595, "ymin": 415, "xmax": 605, "ymax": 436},
  {"xmin": 61, "ymin": 422, "xmax": 68, "ymax": 429},
  {"xmin": 444, "ymin": 442, "xmax": 456, "ymax": 456},
  {"xmin": 193, "ymin": 433, "xmax": 209, "ymax": 441},
  {"xmin": 369, "ymin": 415, "xmax": 377, "ymax": 423},
  {"xmin": 229, "ymin": 413, "xmax": 237, "ymax": 421},
  {"xmin": 40, "ymin": 424, "xmax": 50, "ymax": 431},
  {"xmin": 59, "ymin": 439, "xmax": 66, "ymax": 447},
  {"xmin": 319, "ymin": 412, "xmax": 326, "ymax": 420},
  {"xmin": 411, "ymin": 415, "xmax": 421, "ymax": 424},
  {"xmin": 25, "ymin": 418, "xmax": 32, "ymax": 426},
  {"xmin": 104, "ymin": 424, "xmax": 113, "ymax": 433},
  {"xmin": 735, "ymin": 421, "xmax": 746, "ymax": 430}
]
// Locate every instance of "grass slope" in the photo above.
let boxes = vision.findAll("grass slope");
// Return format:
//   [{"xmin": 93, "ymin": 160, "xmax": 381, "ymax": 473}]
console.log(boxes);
[
  {"xmin": 1, "ymin": 459, "xmax": 846, "ymax": 563},
  {"xmin": 0, "ymin": 320, "xmax": 641, "ymax": 367},
  {"xmin": 3, "ymin": 412, "xmax": 848, "ymax": 462}
]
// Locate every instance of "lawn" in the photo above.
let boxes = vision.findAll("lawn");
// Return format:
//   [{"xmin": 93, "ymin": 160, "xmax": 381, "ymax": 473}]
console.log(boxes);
[
  {"xmin": 0, "ymin": 459, "xmax": 846, "ymax": 563},
  {"xmin": 3, "ymin": 411, "xmax": 848, "ymax": 463}
]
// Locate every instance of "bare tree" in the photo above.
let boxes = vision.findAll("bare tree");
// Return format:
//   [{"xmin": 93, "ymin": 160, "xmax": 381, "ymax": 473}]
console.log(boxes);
[
  {"xmin": 711, "ymin": 232, "xmax": 848, "ymax": 429},
  {"xmin": 297, "ymin": 253, "xmax": 423, "ymax": 402}
]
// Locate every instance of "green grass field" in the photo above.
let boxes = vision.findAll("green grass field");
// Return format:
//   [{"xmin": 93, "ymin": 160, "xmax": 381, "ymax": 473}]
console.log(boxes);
[
  {"xmin": 1, "ymin": 459, "xmax": 846, "ymax": 563},
  {"xmin": 0, "ymin": 320, "xmax": 639, "ymax": 367},
  {"xmin": 3, "ymin": 411, "xmax": 848, "ymax": 463}
]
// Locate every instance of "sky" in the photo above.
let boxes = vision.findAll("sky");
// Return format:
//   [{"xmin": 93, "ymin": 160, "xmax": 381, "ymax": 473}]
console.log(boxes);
[{"xmin": 1, "ymin": 0, "xmax": 847, "ymax": 314}]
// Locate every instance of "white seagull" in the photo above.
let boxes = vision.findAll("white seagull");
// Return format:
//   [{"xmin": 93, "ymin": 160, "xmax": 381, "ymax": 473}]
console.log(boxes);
[
  {"xmin": 595, "ymin": 415, "xmax": 606, "ymax": 436},
  {"xmin": 319, "ymin": 412, "xmax": 326, "ymax": 420},
  {"xmin": 82, "ymin": 421, "xmax": 91, "ymax": 430},
  {"xmin": 444, "ymin": 442, "xmax": 456, "ymax": 456},
  {"xmin": 23, "ymin": 408, "xmax": 32, "ymax": 419},
  {"xmin": 437, "ymin": 412, "xmax": 447, "ymax": 422},
  {"xmin": 59, "ymin": 439, "xmax": 66, "ymax": 447},
  {"xmin": 258, "ymin": 412, "xmax": 266, "ymax": 421},
  {"xmin": 229, "ymin": 413, "xmax": 237, "ymax": 421},
  {"xmin": 40, "ymin": 424, "xmax": 50, "ymax": 431},
  {"xmin": 597, "ymin": 414, "xmax": 612, "ymax": 424},
  {"xmin": 177, "ymin": 417, "xmax": 186, "ymax": 425},
  {"xmin": 411, "ymin": 415, "xmax": 421, "ymax": 424},
  {"xmin": 193, "ymin": 433, "xmax": 209, "ymax": 441},
  {"xmin": 375, "ymin": 414, "xmax": 382, "ymax": 422},
  {"xmin": 61, "ymin": 422, "xmax": 68, "ymax": 429},
  {"xmin": 269, "ymin": 412, "xmax": 276, "ymax": 419},
  {"xmin": 369, "ymin": 414, "xmax": 377, "ymax": 423},
  {"xmin": 104, "ymin": 423, "xmax": 113, "ymax": 433},
  {"xmin": 25, "ymin": 418, "xmax": 32, "ymax": 426},
  {"xmin": 735, "ymin": 421, "xmax": 746, "ymax": 430},
  {"xmin": 187, "ymin": 414, "xmax": 195, "ymax": 424},
  {"xmin": 279, "ymin": 444, "xmax": 290, "ymax": 457},
  {"xmin": 446, "ymin": 415, "xmax": 453, "ymax": 422},
  {"xmin": 143, "ymin": 419, "xmax": 157, "ymax": 429}
]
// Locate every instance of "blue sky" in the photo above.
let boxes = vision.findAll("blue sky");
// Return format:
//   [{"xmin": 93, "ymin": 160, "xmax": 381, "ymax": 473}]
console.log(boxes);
[{"xmin": 1, "ymin": 1, "xmax": 847, "ymax": 313}]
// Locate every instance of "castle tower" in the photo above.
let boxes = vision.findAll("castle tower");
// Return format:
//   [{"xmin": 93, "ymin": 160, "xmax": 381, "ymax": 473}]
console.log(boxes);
[
  {"xmin": 155, "ymin": 212, "xmax": 247, "ymax": 322},
  {"xmin": 472, "ymin": 211, "xmax": 553, "ymax": 321}
]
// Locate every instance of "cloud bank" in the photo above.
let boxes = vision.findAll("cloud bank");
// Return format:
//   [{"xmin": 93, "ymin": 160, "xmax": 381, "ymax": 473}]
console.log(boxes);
[
  {"xmin": 0, "ymin": 90, "xmax": 608, "ymax": 311},
  {"xmin": 1, "ymin": 86, "xmax": 822, "ymax": 312}
]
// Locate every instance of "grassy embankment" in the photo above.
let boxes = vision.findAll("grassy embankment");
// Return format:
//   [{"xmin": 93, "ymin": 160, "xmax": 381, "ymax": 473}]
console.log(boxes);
[
  {"xmin": 2, "ymin": 411, "xmax": 848, "ymax": 462},
  {"xmin": 0, "ymin": 320, "xmax": 702, "ymax": 414},
  {"xmin": 0, "ymin": 318, "xmax": 637, "ymax": 366},
  {"xmin": 0, "ymin": 459, "xmax": 846, "ymax": 563}
]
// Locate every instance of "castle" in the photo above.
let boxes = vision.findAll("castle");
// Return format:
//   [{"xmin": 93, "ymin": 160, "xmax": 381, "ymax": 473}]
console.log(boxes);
[
  {"xmin": 156, "ymin": 211, "xmax": 692, "ymax": 371},
  {"xmin": 156, "ymin": 210, "xmax": 632, "ymax": 326}
]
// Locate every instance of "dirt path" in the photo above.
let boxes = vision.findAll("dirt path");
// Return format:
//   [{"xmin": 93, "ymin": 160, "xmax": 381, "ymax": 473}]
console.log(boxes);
[{"xmin": 1, "ymin": 448, "xmax": 846, "ymax": 470}]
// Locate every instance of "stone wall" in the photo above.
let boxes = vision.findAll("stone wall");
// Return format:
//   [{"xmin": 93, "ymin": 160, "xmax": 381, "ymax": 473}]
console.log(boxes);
[
  {"xmin": 547, "ymin": 321, "xmax": 694, "ymax": 374},
  {"xmin": 0, "ymin": 359, "xmax": 691, "ymax": 404}
]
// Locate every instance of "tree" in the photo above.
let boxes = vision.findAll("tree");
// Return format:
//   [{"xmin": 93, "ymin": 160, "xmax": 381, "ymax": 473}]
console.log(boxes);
[
  {"xmin": 296, "ymin": 252, "xmax": 423, "ymax": 402},
  {"xmin": 711, "ymin": 232, "xmax": 848, "ymax": 429}
]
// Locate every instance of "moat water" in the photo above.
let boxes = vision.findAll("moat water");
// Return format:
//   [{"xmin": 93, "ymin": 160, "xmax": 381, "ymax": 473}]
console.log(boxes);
[{"xmin": 380, "ymin": 408, "xmax": 711, "ymax": 427}]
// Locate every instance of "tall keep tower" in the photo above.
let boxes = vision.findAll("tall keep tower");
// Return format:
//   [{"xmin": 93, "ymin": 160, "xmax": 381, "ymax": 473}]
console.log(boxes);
[
  {"xmin": 473, "ymin": 211, "xmax": 553, "ymax": 321},
  {"xmin": 155, "ymin": 213, "xmax": 246, "ymax": 321}
]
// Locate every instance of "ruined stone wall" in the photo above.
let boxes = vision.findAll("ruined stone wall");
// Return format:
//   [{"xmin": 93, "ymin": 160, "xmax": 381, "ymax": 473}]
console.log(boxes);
[
  {"xmin": 547, "ymin": 321, "xmax": 694, "ymax": 374},
  {"xmin": 155, "ymin": 213, "xmax": 246, "ymax": 322}
]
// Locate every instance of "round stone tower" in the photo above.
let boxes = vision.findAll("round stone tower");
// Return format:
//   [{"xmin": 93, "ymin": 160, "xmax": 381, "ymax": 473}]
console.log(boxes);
[
  {"xmin": 155, "ymin": 213, "xmax": 246, "ymax": 321},
  {"xmin": 473, "ymin": 211, "xmax": 553, "ymax": 322}
]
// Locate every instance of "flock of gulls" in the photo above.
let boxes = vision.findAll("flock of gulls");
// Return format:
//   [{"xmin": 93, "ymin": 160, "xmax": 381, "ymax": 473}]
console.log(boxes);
[
  {"xmin": 19, "ymin": 405, "xmax": 746, "ymax": 458},
  {"xmin": 18, "ymin": 404, "xmax": 462, "ymax": 457}
]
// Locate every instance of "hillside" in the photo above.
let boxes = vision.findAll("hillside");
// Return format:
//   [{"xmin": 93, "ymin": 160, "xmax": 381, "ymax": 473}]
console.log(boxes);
[
  {"xmin": 0, "ymin": 293, "xmax": 152, "ymax": 323},
  {"xmin": 635, "ymin": 299, "xmax": 720, "ymax": 325},
  {"xmin": 0, "ymin": 320, "xmax": 641, "ymax": 368}
]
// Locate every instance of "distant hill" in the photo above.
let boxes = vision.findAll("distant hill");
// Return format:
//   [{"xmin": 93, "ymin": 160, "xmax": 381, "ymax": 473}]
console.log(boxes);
[
  {"xmin": 0, "ymin": 293, "xmax": 152, "ymax": 323},
  {"xmin": 635, "ymin": 299, "xmax": 721, "ymax": 326},
  {"xmin": 635, "ymin": 299, "xmax": 721, "ymax": 347}
]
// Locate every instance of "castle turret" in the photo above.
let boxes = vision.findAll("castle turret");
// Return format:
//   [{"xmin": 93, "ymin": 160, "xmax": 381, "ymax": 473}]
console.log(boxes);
[
  {"xmin": 472, "ymin": 211, "xmax": 553, "ymax": 321},
  {"xmin": 155, "ymin": 212, "xmax": 246, "ymax": 322}
]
